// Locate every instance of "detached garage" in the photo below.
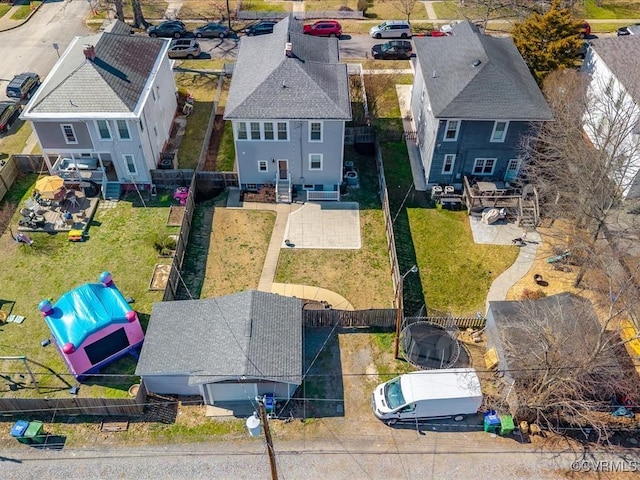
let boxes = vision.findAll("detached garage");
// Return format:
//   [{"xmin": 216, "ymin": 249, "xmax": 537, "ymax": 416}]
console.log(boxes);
[{"xmin": 135, "ymin": 290, "xmax": 303, "ymax": 405}]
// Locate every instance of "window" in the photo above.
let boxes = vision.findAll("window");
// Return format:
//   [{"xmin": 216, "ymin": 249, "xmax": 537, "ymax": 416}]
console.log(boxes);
[
  {"xmin": 303, "ymin": 184, "xmax": 314, "ymax": 190},
  {"xmin": 490, "ymin": 121, "xmax": 509, "ymax": 142},
  {"xmin": 61, "ymin": 124, "xmax": 77, "ymax": 144},
  {"xmin": 96, "ymin": 120, "xmax": 111, "ymax": 140},
  {"xmin": 277, "ymin": 122, "xmax": 288, "ymax": 140},
  {"xmin": 473, "ymin": 158, "xmax": 496, "ymax": 175},
  {"xmin": 442, "ymin": 154, "xmax": 456, "ymax": 174},
  {"xmin": 309, "ymin": 122, "xmax": 322, "ymax": 142},
  {"xmin": 246, "ymin": 183, "xmax": 258, "ymax": 191},
  {"xmin": 250, "ymin": 122, "xmax": 261, "ymax": 140},
  {"xmin": 258, "ymin": 160, "xmax": 268, "ymax": 172},
  {"xmin": 123, "ymin": 154, "xmax": 137, "ymax": 176},
  {"xmin": 116, "ymin": 120, "xmax": 131, "ymax": 140},
  {"xmin": 309, "ymin": 154, "xmax": 323, "ymax": 170},
  {"xmin": 237, "ymin": 122, "xmax": 247, "ymax": 140},
  {"xmin": 264, "ymin": 122, "xmax": 274, "ymax": 140},
  {"xmin": 444, "ymin": 120, "xmax": 460, "ymax": 141}
]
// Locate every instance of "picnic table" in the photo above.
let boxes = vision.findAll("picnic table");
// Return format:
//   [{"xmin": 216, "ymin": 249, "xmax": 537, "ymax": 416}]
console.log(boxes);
[{"xmin": 476, "ymin": 181, "xmax": 507, "ymax": 195}]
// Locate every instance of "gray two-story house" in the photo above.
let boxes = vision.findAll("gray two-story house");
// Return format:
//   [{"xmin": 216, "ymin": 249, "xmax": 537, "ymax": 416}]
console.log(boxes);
[
  {"xmin": 410, "ymin": 21, "xmax": 553, "ymax": 189},
  {"xmin": 21, "ymin": 21, "xmax": 177, "ymax": 200},
  {"xmin": 224, "ymin": 16, "xmax": 351, "ymax": 202}
]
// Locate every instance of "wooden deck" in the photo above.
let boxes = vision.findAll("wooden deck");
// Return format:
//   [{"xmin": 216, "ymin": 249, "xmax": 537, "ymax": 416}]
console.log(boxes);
[{"xmin": 17, "ymin": 192, "xmax": 100, "ymax": 233}]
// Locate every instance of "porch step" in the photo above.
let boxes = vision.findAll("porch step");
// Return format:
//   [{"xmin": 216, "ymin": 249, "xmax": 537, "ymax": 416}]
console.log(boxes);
[
  {"xmin": 104, "ymin": 182, "xmax": 121, "ymax": 200},
  {"xmin": 276, "ymin": 181, "xmax": 291, "ymax": 203}
]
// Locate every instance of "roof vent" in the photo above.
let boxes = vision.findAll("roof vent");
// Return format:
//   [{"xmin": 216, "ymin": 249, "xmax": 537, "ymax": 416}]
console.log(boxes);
[
  {"xmin": 432, "ymin": 70, "xmax": 437, "ymax": 78},
  {"xmin": 472, "ymin": 59, "xmax": 482, "ymax": 67},
  {"xmin": 285, "ymin": 42, "xmax": 293, "ymax": 57},
  {"xmin": 83, "ymin": 44, "xmax": 96, "ymax": 61}
]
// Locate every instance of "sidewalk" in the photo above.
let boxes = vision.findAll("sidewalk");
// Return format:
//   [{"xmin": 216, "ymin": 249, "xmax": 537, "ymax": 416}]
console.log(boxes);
[{"xmin": 0, "ymin": 3, "xmax": 41, "ymax": 32}]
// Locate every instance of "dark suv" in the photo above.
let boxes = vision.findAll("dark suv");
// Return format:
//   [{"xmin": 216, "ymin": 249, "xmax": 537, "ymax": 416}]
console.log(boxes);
[
  {"xmin": 6, "ymin": 72, "xmax": 40, "ymax": 100},
  {"xmin": 371, "ymin": 40, "xmax": 412, "ymax": 59},
  {"xmin": 244, "ymin": 20, "xmax": 277, "ymax": 36}
]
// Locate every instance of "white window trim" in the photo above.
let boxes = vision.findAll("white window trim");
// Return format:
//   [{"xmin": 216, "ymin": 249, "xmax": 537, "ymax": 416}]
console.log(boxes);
[
  {"xmin": 443, "ymin": 120, "xmax": 460, "ymax": 142},
  {"xmin": 61, "ymin": 124, "xmax": 78, "ymax": 144},
  {"xmin": 250, "ymin": 122, "xmax": 261, "ymax": 141},
  {"xmin": 490, "ymin": 121, "xmax": 509, "ymax": 143},
  {"xmin": 309, "ymin": 153, "xmax": 323, "ymax": 171},
  {"xmin": 123, "ymin": 154, "xmax": 137, "ymax": 176},
  {"xmin": 263, "ymin": 122, "xmax": 275, "ymax": 141},
  {"xmin": 116, "ymin": 120, "xmax": 131, "ymax": 141},
  {"xmin": 473, "ymin": 158, "xmax": 497, "ymax": 175},
  {"xmin": 302, "ymin": 184, "xmax": 315, "ymax": 190},
  {"xmin": 506, "ymin": 158, "xmax": 521, "ymax": 174},
  {"xmin": 277, "ymin": 121, "xmax": 289, "ymax": 141},
  {"xmin": 442, "ymin": 154, "xmax": 456, "ymax": 174},
  {"xmin": 236, "ymin": 122, "xmax": 248, "ymax": 140},
  {"xmin": 95, "ymin": 120, "xmax": 112, "ymax": 140},
  {"xmin": 258, "ymin": 160, "xmax": 268, "ymax": 172},
  {"xmin": 309, "ymin": 121, "xmax": 323, "ymax": 142}
]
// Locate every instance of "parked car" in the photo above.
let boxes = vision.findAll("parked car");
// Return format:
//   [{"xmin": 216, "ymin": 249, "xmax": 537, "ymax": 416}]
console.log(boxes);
[
  {"xmin": 369, "ymin": 20, "xmax": 412, "ymax": 39},
  {"xmin": 303, "ymin": 20, "xmax": 342, "ymax": 37},
  {"xmin": 371, "ymin": 40, "xmax": 412, "ymax": 60},
  {"xmin": 617, "ymin": 23, "xmax": 640, "ymax": 36},
  {"xmin": 6, "ymin": 72, "xmax": 40, "ymax": 100},
  {"xmin": 168, "ymin": 39, "xmax": 201, "ymax": 59},
  {"xmin": 244, "ymin": 20, "xmax": 277, "ymax": 36},
  {"xmin": 194, "ymin": 22, "xmax": 232, "ymax": 38},
  {"xmin": 578, "ymin": 21, "xmax": 591, "ymax": 38},
  {"xmin": 147, "ymin": 20, "xmax": 189, "ymax": 38},
  {"xmin": 0, "ymin": 101, "xmax": 22, "ymax": 133}
]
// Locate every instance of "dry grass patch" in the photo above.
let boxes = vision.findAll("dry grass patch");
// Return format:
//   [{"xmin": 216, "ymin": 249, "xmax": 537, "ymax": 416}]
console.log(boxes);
[
  {"xmin": 276, "ymin": 209, "xmax": 394, "ymax": 309},
  {"xmin": 178, "ymin": 0, "xmax": 238, "ymax": 19},
  {"xmin": 201, "ymin": 208, "xmax": 276, "ymax": 297}
]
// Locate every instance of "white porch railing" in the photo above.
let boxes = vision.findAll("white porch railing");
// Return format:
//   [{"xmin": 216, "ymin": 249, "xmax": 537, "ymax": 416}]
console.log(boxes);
[
  {"xmin": 51, "ymin": 155, "xmax": 104, "ymax": 182},
  {"xmin": 307, "ymin": 190, "xmax": 340, "ymax": 201}
]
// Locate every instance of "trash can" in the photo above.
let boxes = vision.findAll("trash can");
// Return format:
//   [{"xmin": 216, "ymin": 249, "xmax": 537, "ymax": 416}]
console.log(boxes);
[
  {"xmin": 499, "ymin": 415, "xmax": 515, "ymax": 436},
  {"xmin": 483, "ymin": 410, "xmax": 501, "ymax": 433},
  {"xmin": 23, "ymin": 421, "xmax": 46, "ymax": 444},
  {"xmin": 10, "ymin": 420, "xmax": 30, "ymax": 444}
]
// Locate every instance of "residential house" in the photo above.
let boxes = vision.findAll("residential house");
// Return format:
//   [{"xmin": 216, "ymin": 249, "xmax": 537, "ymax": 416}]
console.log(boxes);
[
  {"xmin": 224, "ymin": 16, "xmax": 351, "ymax": 202},
  {"xmin": 410, "ymin": 21, "xmax": 553, "ymax": 189},
  {"xmin": 582, "ymin": 37, "xmax": 640, "ymax": 198},
  {"xmin": 135, "ymin": 291, "xmax": 303, "ymax": 405},
  {"xmin": 21, "ymin": 21, "xmax": 178, "ymax": 200}
]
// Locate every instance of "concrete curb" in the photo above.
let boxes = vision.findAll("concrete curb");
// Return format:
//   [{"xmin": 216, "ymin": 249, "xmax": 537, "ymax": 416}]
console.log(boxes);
[{"xmin": 0, "ymin": 1, "xmax": 46, "ymax": 33}]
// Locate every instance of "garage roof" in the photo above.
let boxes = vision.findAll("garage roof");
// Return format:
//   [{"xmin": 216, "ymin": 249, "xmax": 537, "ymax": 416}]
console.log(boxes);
[{"xmin": 135, "ymin": 291, "xmax": 303, "ymax": 386}]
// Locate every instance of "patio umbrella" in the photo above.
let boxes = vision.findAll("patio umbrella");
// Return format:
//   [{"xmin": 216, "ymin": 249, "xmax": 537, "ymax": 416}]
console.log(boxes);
[{"xmin": 35, "ymin": 175, "xmax": 65, "ymax": 199}]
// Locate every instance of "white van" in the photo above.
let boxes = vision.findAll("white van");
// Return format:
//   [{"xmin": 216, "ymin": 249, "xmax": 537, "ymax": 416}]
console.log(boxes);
[
  {"xmin": 371, "ymin": 368, "xmax": 483, "ymax": 425},
  {"xmin": 369, "ymin": 20, "xmax": 412, "ymax": 39}
]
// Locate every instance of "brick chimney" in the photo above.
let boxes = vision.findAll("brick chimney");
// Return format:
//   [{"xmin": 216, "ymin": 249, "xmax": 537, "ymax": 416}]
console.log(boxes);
[{"xmin": 83, "ymin": 44, "xmax": 96, "ymax": 61}]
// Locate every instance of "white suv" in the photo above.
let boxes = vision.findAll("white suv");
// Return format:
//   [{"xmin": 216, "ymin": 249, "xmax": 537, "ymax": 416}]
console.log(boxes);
[{"xmin": 370, "ymin": 20, "xmax": 412, "ymax": 39}]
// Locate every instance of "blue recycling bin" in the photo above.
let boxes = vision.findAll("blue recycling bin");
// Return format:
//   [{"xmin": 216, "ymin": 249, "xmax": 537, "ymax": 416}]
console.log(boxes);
[
  {"xmin": 10, "ymin": 420, "xmax": 30, "ymax": 444},
  {"xmin": 483, "ymin": 410, "xmax": 501, "ymax": 433}
]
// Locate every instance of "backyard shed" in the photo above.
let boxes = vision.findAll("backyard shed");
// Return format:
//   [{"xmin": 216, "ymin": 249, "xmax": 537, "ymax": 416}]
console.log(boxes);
[{"xmin": 135, "ymin": 291, "xmax": 303, "ymax": 405}]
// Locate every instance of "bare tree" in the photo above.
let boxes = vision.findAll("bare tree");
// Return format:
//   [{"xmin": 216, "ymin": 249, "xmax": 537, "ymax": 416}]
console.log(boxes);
[
  {"xmin": 522, "ymin": 69, "xmax": 640, "ymax": 286},
  {"xmin": 395, "ymin": 0, "xmax": 418, "ymax": 22},
  {"xmin": 494, "ymin": 291, "xmax": 640, "ymax": 444},
  {"xmin": 113, "ymin": 0, "xmax": 124, "ymax": 22},
  {"xmin": 131, "ymin": 0, "xmax": 150, "ymax": 29}
]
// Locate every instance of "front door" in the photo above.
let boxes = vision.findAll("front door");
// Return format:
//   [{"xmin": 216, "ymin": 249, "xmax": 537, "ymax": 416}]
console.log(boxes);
[
  {"xmin": 504, "ymin": 159, "xmax": 521, "ymax": 183},
  {"xmin": 278, "ymin": 160, "xmax": 288, "ymax": 181}
]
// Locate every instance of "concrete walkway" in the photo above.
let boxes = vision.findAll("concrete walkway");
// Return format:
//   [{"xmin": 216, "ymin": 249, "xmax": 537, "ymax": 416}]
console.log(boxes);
[
  {"xmin": 395, "ymin": 84, "xmax": 427, "ymax": 192},
  {"xmin": 272, "ymin": 283, "xmax": 354, "ymax": 310},
  {"xmin": 422, "ymin": 1, "xmax": 438, "ymax": 20}
]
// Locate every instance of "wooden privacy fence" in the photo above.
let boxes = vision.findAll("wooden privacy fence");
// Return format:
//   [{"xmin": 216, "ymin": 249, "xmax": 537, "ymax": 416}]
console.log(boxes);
[
  {"xmin": 404, "ymin": 316, "xmax": 486, "ymax": 330},
  {"xmin": 151, "ymin": 169, "xmax": 194, "ymax": 189},
  {"xmin": 196, "ymin": 171, "xmax": 239, "ymax": 190},
  {"xmin": 303, "ymin": 308, "xmax": 396, "ymax": 328},
  {"xmin": 11, "ymin": 154, "xmax": 46, "ymax": 173},
  {"xmin": 0, "ymin": 381, "xmax": 147, "ymax": 417},
  {"xmin": 0, "ymin": 155, "xmax": 46, "ymax": 202}
]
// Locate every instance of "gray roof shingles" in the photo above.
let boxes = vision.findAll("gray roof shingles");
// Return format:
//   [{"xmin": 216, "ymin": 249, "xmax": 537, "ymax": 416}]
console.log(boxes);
[
  {"xmin": 415, "ymin": 21, "xmax": 553, "ymax": 121},
  {"xmin": 135, "ymin": 291, "xmax": 303, "ymax": 386},
  {"xmin": 590, "ymin": 36, "xmax": 640, "ymax": 103},
  {"xmin": 27, "ymin": 21, "xmax": 165, "ymax": 115},
  {"xmin": 224, "ymin": 16, "xmax": 351, "ymax": 120}
]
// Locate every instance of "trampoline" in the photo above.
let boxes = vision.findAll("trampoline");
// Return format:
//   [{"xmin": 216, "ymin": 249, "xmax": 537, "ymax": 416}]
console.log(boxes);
[{"xmin": 401, "ymin": 321, "xmax": 466, "ymax": 370}]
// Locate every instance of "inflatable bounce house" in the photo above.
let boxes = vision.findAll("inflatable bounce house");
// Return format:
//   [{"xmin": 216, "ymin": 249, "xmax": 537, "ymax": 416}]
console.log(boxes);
[{"xmin": 39, "ymin": 272, "xmax": 144, "ymax": 380}]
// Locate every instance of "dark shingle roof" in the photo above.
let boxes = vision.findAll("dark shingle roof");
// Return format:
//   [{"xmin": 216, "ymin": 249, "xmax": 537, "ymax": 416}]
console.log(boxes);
[
  {"xmin": 414, "ymin": 21, "xmax": 553, "ymax": 121},
  {"xmin": 224, "ymin": 16, "xmax": 351, "ymax": 120},
  {"xmin": 589, "ymin": 36, "xmax": 640, "ymax": 103},
  {"xmin": 27, "ymin": 21, "xmax": 166, "ymax": 114},
  {"xmin": 135, "ymin": 291, "xmax": 303, "ymax": 386}
]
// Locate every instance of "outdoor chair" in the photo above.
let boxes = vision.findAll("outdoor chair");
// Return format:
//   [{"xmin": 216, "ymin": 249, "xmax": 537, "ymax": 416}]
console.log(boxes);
[{"xmin": 24, "ymin": 198, "xmax": 38, "ymax": 211}]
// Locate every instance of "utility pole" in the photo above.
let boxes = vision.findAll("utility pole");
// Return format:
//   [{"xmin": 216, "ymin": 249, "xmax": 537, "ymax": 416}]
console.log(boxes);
[{"xmin": 258, "ymin": 401, "xmax": 278, "ymax": 480}]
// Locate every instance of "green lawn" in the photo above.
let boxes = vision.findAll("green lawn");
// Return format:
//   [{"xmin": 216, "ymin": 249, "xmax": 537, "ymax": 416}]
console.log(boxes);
[
  {"xmin": 216, "ymin": 121, "xmax": 235, "ymax": 172},
  {"xmin": 10, "ymin": 2, "xmax": 41, "ymax": 20},
  {"xmin": 240, "ymin": 0, "xmax": 289, "ymax": 12},
  {"xmin": 0, "ymin": 177, "xmax": 176, "ymax": 399},
  {"xmin": 0, "ymin": 3, "xmax": 12, "ymax": 17},
  {"xmin": 176, "ymin": 71, "xmax": 220, "ymax": 169},
  {"xmin": 576, "ymin": 0, "xmax": 640, "ymax": 19}
]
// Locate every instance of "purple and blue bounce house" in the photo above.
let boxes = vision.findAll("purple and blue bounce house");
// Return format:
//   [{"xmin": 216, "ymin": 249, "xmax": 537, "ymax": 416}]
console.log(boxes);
[{"xmin": 39, "ymin": 272, "xmax": 144, "ymax": 380}]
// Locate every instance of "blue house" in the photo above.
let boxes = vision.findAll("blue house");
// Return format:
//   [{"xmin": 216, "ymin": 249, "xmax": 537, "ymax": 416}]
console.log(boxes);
[
  {"xmin": 224, "ymin": 16, "xmax": 351, "ymax": 202},
  {"xmin": 410, "ymin": 21, "xmax": 553, "ymax": 189}
]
